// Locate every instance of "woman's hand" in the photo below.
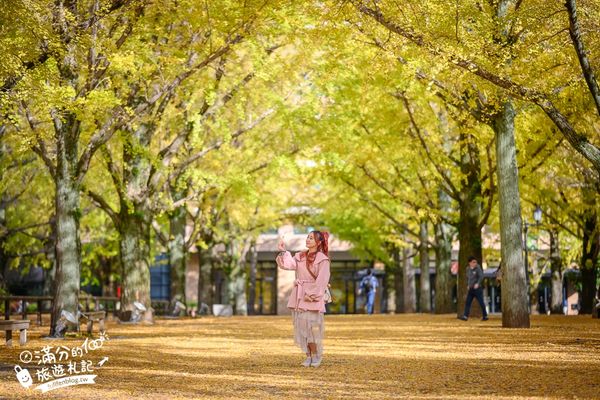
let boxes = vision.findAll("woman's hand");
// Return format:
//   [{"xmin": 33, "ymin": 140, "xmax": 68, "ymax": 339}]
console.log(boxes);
[
  {"xmin": 304, "ymin": 294, "xmax": 319, "ymax": 302},
  {"xmin": 277, "ymin": 237, "xmax": 286, "ymax": 252}
]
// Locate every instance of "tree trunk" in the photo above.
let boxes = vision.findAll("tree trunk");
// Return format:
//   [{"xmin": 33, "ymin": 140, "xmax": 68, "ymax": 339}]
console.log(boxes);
[
  {"xmin": 529, "ymin": 257, "xmax": 541, "ymax": 315},
  {"xmin": 383, "ymin": 264, "xmax": 394, "ymax": 313},
  {"xmin": 196, "ymin": 246, "xmax": 210, "ymax": 314},
  {"xmin": 402, "ymin": 246, "xmax": 416, "ymax": 313},
  {"xmin": 580, "ymin": 181, "xmax": 599, "ymax": 314},
  {"xmin": 0, "ymin": 132, "xmax": 7, "ymax": 277},
  {"xmin": 494, "ymin": 101, "xmax": 530, "ymax": 328},
  {"xmin": 393, "ymin": 247, "xmax": 404, "ymax": 313},
  {"xmin": 381, "ymin": 267, "xmax": 390, "ymax": 313},
  {"xmin": 168, "ymin": 204, "xmax": 187, "ymax": 304},
  {"xmin": 0, "ymin": 189, "xmax": 9, "ymax": 291},
  {"xmin": 118, "ymin": 123, "xmax": 153, "ymax": 322},
  {"xmin": 581, "ymin": 218, "xmax": 599, "ymax": 313},
  {"xmin": 229, "ymin": 268, "xmax": 248, "ymax": 316},
  {"xmin": 0, "ymin": 249, "xmax": 7, "ymax": 293},
  {"xmin": 119, "ymin": 213, "xmax": 152, "ymax": 322},
  {"xmin": 457, "ymin": 133, "xmax": 484, "ymax": 318},
  {"xmin": 247, "ymin": 240, "xmax": 258, "ymax": 315},
  {"xmin": 419, "ymin": 220, "xmax": 431, "ymax": 313},
  {"xmin": 434, "ymin": 221, "xmax": 454, "ymax": 314},
  {"xmin": 226, "ymin": 238, "xmax": 249, "ymax": 316},
  {"xmin": 549, "ymin": 230, "xmax": 563, "ymax": 314},
  {"xmin": 50, "ymin": 119, "xmax": 82, "ymax": 337},
  {"xmin": 43, "ymin": 260, "xmax": 57, "ymax": 297},
  {"xmin": 223, "ymin": 239, "xmax": 250, "ymax": 315},
  {"xmin": 435, "ymin": 184, "xmax": 454, "ymax": 314},
  {"xmin": 101, "ymin": 256, "xmax": 116, "ymax": 297}
]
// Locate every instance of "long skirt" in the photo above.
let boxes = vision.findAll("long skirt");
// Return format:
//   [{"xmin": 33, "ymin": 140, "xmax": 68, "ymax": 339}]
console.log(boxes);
[{"xmin": 292, "ymin": 310, "xmax": 324, "ymax": 357}]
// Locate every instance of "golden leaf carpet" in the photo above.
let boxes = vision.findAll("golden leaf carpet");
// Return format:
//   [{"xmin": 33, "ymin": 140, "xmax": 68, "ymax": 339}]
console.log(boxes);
[{"xmin": 0, "ymin": 314, "xmax": 598, "ymax": 399}]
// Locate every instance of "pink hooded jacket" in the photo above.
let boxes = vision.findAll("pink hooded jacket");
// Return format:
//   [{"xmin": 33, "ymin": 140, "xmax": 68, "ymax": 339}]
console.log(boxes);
[{"xmin": 277, "ymin": 251, "xmax": 331, "ymax": 313}]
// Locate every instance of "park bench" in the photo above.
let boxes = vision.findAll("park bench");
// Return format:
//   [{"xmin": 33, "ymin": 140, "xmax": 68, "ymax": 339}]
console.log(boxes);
[
  {"xmin": 1, "ymin": 295, "xmax": 53, "ymax": 325},
  {"xmin": 80, "ymin": 311, "xmax": 106, "ymax": 334},
  {"xmin": 81, "ymin": 295, "xmax": 119, "ymax": 317},
  {"xmin": 2, "ymin": 295, "xmax": 118, "ymax": 329},
  {"xmin": 0, "ymin": 320, "xmax": 30, "ymax": 347}
]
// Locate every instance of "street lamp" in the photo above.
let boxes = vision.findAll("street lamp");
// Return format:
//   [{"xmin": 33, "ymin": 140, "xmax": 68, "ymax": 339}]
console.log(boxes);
[
  {"xmin": 523, "ymin": 205, "xmax": 543, "ymax": 310},
  {"xmin": 533, "ymin": 206, "xmax": 542, "ymax": 225}
]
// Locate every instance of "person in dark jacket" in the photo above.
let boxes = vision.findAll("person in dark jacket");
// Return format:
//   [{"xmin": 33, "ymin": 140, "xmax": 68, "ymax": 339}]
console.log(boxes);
[
  {"xmin": 458, "ymin": 256, "xmax": 489, "ymax": 321},
  {"xmin": 359, "ymin": 269, "xmax": 379, "ymax": 314}
]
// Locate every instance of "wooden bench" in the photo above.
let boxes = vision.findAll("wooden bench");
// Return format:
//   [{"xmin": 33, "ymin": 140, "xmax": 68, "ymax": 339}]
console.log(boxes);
[
  {"xmin": 1, "ymin": 295, "xmax": 53, "ymax": 325},
  {"xmin": 0, "ymin": 320, "xmax": 30, "ymax": 347},
  {"xmin": 80, "ymin": 311, "xmax": 106, "ymax": 334}
]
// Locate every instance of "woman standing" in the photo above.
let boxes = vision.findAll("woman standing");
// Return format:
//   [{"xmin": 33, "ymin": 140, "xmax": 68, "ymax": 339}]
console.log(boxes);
[{"xmin": 276, "ymin": 230, "xmax": 331, "ymax": 367}]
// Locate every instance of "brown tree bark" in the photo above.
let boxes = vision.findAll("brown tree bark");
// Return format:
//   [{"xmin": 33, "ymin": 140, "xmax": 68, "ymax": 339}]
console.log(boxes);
[
  {"xmin": 566, "ymin": 0, "xmax": 600, "ymax": 117},
  {"xmin": 549, "ymin": 230, "xmax": 563, "ymax": 314},
  {"xmin": 580, "ymin": 182, "xmax": 599, "ymax": 313},
  {"xmin": 403, "ymin": 246, "xmax": 417, "ymax": 313},
  {"xmin": 494, "ymin": 101, "xmax": 530, "ymax": 328},
  {"xmin": 457, "ymin": 133, "xmax": 484, "ymax": 318},
  {"xmin": 434, "ymin": 217, "xmax": 454, "ymax": 314},
  {"xmin": 168, "ymin": 202, "xmax": 187, "ymax": 304},
  {"xmin": 247, "ymin": 240, "xmax": 258, "ymax": 315},
  {"xmin": 50, "ymin": 116, "xmax": 82, "ymax": 336},
  {"xmin": 419, "ymin": 220, "xmax": 431, "ymax": 313},
  {"xmin": 393, "ymin": 247, "xmax": 405, "ymax": 313}
]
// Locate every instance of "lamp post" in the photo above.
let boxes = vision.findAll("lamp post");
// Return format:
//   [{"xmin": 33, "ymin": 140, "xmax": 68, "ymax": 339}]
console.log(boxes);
[{"xmin": 523, "ymin": 205, "xmax": 543, "ymax": 310}]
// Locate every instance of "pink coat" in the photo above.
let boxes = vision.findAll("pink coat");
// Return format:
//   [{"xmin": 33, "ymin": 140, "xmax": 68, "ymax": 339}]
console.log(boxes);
[{"xmin": 277, "ymin": 251, "xmax": 331, "ymax": 313}]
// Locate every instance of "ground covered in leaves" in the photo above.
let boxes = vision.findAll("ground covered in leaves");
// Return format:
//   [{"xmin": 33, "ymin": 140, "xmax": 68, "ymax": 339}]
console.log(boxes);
[{"xmin": 0, "ymin": 314, "xmax": 599, "ymax": 399}]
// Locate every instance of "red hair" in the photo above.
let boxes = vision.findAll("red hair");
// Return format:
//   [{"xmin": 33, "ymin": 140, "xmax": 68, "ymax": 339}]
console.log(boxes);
[{"xmin": 300, "ymin": 230, "xmax": 329, "ymax": 258}]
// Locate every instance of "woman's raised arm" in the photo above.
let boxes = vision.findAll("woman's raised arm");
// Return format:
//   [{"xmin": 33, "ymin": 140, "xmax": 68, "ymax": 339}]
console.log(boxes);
[{"xmin": 276, "ymin": 251, "xmax": 297, "ymax": 270}]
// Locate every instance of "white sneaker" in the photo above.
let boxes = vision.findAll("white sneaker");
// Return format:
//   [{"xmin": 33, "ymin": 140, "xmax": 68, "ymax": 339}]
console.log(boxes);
[
  {"xmin": 310, "ymin": 356, "xmax": 322, "ymax": 367},
  {"xmin": 301, "ymin": 356, "xmax": 312, "ymax": 367}
]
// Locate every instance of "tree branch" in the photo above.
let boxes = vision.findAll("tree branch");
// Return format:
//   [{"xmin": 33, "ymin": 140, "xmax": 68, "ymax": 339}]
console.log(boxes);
[
  {"xmin": 1, "ymin": 52, "xmax": 50, "ymax": 93},
  {"xmin": 22, "ymin": 103, "xmax": 56, "ymax": 179},
  {"xmin": 1, "ymin": 221, "xmax": 50, "ymax": 240},
  {"xmin": 145, "ymin": 34, "xmax": 245, "ymax": 114},
  {"xmin": 415, "ymin": 169, "xmax": 436, "ymax": 210},
  {"xmin": 76, "ymin": 108, "xmax": 123, "ymax": 183},
  {"xmin": 83, "ymin": 187, "xmax": 119, "ymax": 226},
  {"xmin": 566, "ymin": 0, "xmax": 600, "ymax": 117},
  {"xmin": 165, "ymin": 108, "xmax": 275, "ymax": 186},
  {"xmin": 355, "ymin": 1, "xmax": 600, "ymax": 175},
  {"xmin": 151, "ymin": 220, "xmax": 169, "ymax": 246},
  {"xmin": 523, "ymin": 197, "xmax": 578, "ymax": 237},
  {"xmin": 341, "ymin": 176, "xmax": 420, "ymax": 238},
  {"xmin": 397, "ymin": 93, "xmax": 461, "ymax": 199},
  {"xmin": 100, "ymin": 145, "xmax": 126, "ymax": 205},
  {"xmin": 0, "ymin": 173, "xmax": 36, "ymax": 208},
  {"xmin": 79, "ymin": 0, "xmax": 130, "ymax": 30},
  {"xmin": 479, "ymin": 139, "xmax": 495, "ymax": 230},
  {"xmin": 154, "ymin": 68, "xmax": 257, "ymax": 181}
]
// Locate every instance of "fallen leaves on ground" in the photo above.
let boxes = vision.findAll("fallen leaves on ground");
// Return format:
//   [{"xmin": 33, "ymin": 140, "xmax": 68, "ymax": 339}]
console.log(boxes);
[{"xmin": 0, "ymin": 314, "xmax": 599, "ymax": 399}]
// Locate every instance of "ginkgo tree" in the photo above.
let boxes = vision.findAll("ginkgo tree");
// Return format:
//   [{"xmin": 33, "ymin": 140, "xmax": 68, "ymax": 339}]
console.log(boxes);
[
  {"xmin": 314, "ymin": 0, "xmax": 595, "ymax": 327},
  {"xmin": 1, "ymin": 0, "xmax": 597, "ymax": 329},
  {"xmin": 82, "ymin": 2, "xmax": 319, "ymax": 319},
  {"xmin": 1, "ymin": 0, "xmax": 146, "ymax": 335}
]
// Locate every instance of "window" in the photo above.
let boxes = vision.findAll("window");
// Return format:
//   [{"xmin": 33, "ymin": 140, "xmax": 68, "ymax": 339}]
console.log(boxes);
[{"xmin": 150, "ymin": 254, "xmax": 170, "ymax": 300}]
